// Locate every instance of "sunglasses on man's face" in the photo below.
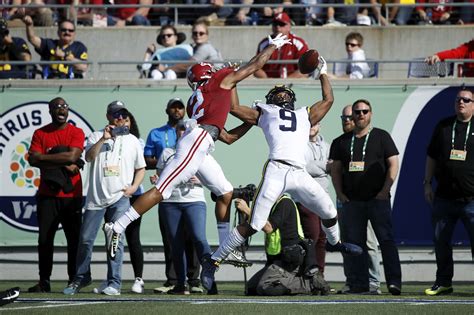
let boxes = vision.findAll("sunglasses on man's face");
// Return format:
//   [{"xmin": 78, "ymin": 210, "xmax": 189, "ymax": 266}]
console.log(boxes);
[
  {"xmin": 161, "ymin": 33, "xmax": 176, "ymax": 38},
  {"xmin": 345, "ymin": 42, "xmax": 359, "ymax": 48},
  {"xmin": 456, "ymin": 96, "xmax": 473, "ymax": 104},
  {"xmin": 112, "ymin": 111, "xmax": 129, "ymax": 119},
  {"xmin": 272, "ymin": 21, "xmax": 287, "ymax": 27},
  {"xmin": 192, "ymin": 31, "xmax": 207, "ymax": 37},
  {"xmin": 60, "ymin": 28, "xmax": 75, "ymax": 33},
  {"xmin": 354, "ymin": 109, "xmax": 370, "ymax": 115},
  {"xmin": 340, "ymin": 115, "xmax": 353, "ymax": 121}
]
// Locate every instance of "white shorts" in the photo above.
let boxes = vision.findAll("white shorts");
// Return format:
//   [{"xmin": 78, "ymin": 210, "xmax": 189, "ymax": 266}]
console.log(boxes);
[
  {"xmin": 250, "ymin": 160, "xmax": 337, "ymax": 231},
  {"xmin": 155, "ymin": 127, "xmax": 233, "ymax": 199}
]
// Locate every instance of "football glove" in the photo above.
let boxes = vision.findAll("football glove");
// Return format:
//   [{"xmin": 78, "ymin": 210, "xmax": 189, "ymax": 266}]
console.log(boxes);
[
  {"xmin": 268, "ymin": 33, "xmax": 291, "ymax": 49},
  {"xmin": 312, "ymin": 55, "xmax": 328, "ymax": 79}
]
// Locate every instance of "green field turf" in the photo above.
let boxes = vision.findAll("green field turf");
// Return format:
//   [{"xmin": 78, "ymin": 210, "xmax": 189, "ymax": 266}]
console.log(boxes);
[{"xmin": 1, "ymin": 281, "xmax": 473, "ymax": 314}]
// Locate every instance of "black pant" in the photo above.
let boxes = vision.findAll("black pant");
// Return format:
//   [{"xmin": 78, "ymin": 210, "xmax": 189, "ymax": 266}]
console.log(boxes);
[
  {"xmin": 159, "ymin": 204, "xmax": 200, "ymax": 285},
  {"xmin": 36, "ymin": 195, "xmax": 83, "ymax": 282},
  {"xmin": 125, "ymin": 195, "xmax": 144, "ymax": 278}
]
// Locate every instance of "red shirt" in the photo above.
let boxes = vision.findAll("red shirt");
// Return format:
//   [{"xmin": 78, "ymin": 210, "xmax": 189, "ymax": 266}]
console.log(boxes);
[
  {"xmin": 416, "ymin": 0, "xmax": 452, "ymax": 22},
  {"xmin": 257, "ymin": 33, "xmax": 309, "ymax": 78},
  {"xmin": 437, "ymin": 40, "xmax": 474, "ymax": 77},
  {"xmin": 186, "ymin": 67, "xmax": 234, "ymax": 131},
  {"xmin": 29, "ymin": 123, "xmax": 85, "ymax": 197},
  {"xmin": 114, "ymin": 0, "xmax": 140, "ymax": 20}
]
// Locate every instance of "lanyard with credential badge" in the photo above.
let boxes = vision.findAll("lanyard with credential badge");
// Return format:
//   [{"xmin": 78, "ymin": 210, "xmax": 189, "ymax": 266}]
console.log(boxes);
[
  {"xmin": 450, "ymin": 119, "xmax": 471, "ymax": 161},
  {"xmin": 349, "ymin": 127, "xmax": 371, "ymax": 172},
  {"xmin": 104, "ymin": 136, "xmax": 123, "ymax": 177}
]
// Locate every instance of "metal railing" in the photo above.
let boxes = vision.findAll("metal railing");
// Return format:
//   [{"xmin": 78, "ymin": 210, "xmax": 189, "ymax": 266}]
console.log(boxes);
[
  {"xmin": 2, "ymin": 3, "xmax": 473, "ymax": 27},
  {"xmin": 1, "ymin": 59, "xmax": 473, "ymax": 80}
]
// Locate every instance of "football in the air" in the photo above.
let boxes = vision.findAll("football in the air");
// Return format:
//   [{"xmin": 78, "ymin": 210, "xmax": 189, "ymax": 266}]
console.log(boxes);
[{"xmin": 298, "ymin": 49, "xmax": 320, "ymax": 74}]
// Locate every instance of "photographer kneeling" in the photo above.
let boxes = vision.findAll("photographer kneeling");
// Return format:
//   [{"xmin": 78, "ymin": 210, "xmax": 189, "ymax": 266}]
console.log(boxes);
[{"xmin": 235, "ymin": 195, "xmax": 330, "ymax": 296}]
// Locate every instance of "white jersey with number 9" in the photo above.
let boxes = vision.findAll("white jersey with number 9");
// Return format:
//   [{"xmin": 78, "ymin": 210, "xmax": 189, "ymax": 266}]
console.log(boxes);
[{"xmin": 256, "ymin": 103, "xmax": 311, "ymax": 168}]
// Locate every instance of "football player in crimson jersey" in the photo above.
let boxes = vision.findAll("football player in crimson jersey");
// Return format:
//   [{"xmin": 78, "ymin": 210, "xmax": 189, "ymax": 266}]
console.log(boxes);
[{"xmin": 104, "ymin": 33, "xmax": 291, "ymax": 264}]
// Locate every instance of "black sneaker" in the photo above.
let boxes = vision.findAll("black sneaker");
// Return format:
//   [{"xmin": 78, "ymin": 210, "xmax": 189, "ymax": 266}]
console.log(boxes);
[
  {"xmin": 388, "ymin": 284, "xmax": 402, "ymax": 296},
  {"xmin": 200, "ymin": 254, "xmax": 219, "ymax": 291},
  {"xmin": 206, "ymin": 282, "xmax": 218, "ymax": 295},
  {"xmin": 326, "ymin": 242, "xmax": 363, "ymax": 256},
  {"xmin": 0, "ymin": 287, "xmax": 20, "ymax": 306},
  {"xmin": 28, "ymin": 280, "xmax": 51, "ymax": 293},
  {"xmin": 167, "ymin": 284, "xmax": 189, "ymax": 295}
]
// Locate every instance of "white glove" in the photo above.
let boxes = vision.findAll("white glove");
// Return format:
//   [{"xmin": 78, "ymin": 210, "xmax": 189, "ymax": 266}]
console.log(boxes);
[
  {"xmin": 312, "ymin": 55, "xmax": 328, "ymax": 79},
  {"xmin": 268, "ymin": 33, "xmax": 291, "ymax": 49}
]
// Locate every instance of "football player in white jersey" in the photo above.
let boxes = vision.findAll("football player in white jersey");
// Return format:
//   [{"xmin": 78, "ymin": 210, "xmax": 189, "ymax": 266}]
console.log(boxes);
[{"xmin": 200, "ymin": 56, "xmax": 363, "ymax": 291}]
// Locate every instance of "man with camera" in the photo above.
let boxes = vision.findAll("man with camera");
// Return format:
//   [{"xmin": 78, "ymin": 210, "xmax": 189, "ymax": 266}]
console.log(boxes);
[
  {"xmin": 63, "ymin": 101, "xmax": 146, "ymax": 296},
  {"xmin": 235, "ymin": 195, "xmax": 330, "ymax": 296},
  {"xmin": 0, "ymin": 17, "xmax": 32, "ymax": 79}
]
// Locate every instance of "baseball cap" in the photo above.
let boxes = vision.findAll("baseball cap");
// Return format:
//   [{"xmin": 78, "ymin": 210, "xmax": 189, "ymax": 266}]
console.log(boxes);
[
  {"xmin": 273, "ymin": 12, "xmax": 291, "ymax": 25},
  {"xmin": 107, "ymin": 100, "xmax": 126, "ymax": 115},
  {"xmin": 166, "ymin": 97, "xmax": 185, "ymax": 109}
]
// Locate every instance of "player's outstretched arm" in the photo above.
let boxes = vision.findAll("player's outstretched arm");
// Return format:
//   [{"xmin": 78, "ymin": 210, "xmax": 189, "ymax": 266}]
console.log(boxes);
[
  {"xmin": 219, "ymin": 122, "xmax": 253, "ymax": 145},
  {"xmin": 230, "ymin": 87, "xmax": 259, "ymax": 125},
  {"xmin": 220, "ymin": 33, "xmax": 291, "ymax": 89},
  {"xmin": 309, "ymin": 57, "xmax": 334, "ymax": 126}
]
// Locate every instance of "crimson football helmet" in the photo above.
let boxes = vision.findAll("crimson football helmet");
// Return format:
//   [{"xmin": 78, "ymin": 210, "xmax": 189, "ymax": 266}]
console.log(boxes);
[
  {"xmin": 186, "ymin": 63, "xmax": 214, "ymax": 90},
  {"xmin": 265, "ymin": 85, "xmax": 296, "ymax": 110}
]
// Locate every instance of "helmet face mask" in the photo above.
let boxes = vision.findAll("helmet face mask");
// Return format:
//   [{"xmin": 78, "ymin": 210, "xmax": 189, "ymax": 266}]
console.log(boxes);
[
  {"xmin": 186, "ymin": 63, "xmax": 214, "ymax": 90},
  {"xmin": 265, "ymin": 85, "xmax": 296, "ymax": 110}
]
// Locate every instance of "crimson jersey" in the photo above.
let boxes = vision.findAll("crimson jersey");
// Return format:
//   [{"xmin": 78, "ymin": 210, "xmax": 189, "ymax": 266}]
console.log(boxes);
[
  {"xmin": 186, "ymin": 67, "xmax": 234, "ymax": 131},
  {"xmin": 257, "ymin": 33, "xmax": 309, "ymax": 78},
  {"xmin": 29, "ymin": 123, "xmax": 85, "ymax": 197}
]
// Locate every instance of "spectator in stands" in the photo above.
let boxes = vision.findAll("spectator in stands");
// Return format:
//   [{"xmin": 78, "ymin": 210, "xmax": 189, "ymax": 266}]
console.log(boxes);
[
  {"xmin": 139, "ymin": 25, "xmax": 192, "ymax": 80},
  {"xmin": 251, "ymin": 0, "xmax": 289, "ymax": 25},
  {"xmin": 0, "ymin": 17, "xmax": 32, "ymax": 79},
  {"xmin": 107, "ymin": 0, "xmax": 152, "ymax": 26},
  {"xmin": 193, "ymin": 0, "xmax": 234, "ymax": 26},
  {"xmin": 425, "ymin": 39, "xmax": 474, "ymax": 77},
  {"xmin": 254, "ymin": 12, "xmax": 309, "ymax": 78},
  {"xmin": 226, "ymin": 0, "xmax": 254, "ymax": 25},
  {"xmin": 27, "ymin": 97, "xmax": 85, "ymax": 293},
  {"xmin": 324, "ymin": 0, "xmax": 359, "ymax": 26},
  {"xmin": 65, "ymin": 0, "xmax": 107, "ymax": 27},
  {"xmin": 63, "ymin": 101, "xmax": 146, "ymax": 296},
  {"xmin": 6, "ymin": 0, "xmax": 54, "ymax": 27},
  {"xmin": 160, "ymin": 21, "xmax": 222, "ymax": 75},
  {"xmin": 423, "ymin": 87, "xmax": 474, "ymax": 296},
  {"xmin": 22, "ymin": 17, "xmax": 88, "ymax": 79},
  {"xmin": 330, "ymin": 99, "xmax": 402, "ymax": 295},
  {"xmin": 297, "ymin": 122, "xmax": 330, "ymax": 281},
  {"xmin": 416, "ymin": 0, "xmax": 452, "ymax": 24},
  {"xmin": 331, "ymin": 32, "xmax": 370, "ymax": 79},
  {"xmin": 389, "ymin": 0, "xmax": 416, "ymax": 25}
]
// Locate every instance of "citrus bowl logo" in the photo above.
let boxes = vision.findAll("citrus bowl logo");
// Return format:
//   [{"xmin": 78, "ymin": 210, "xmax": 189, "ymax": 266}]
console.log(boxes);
[
  {"xmin": 10, "ymin": 138, "xmax": 41, "ymax": 189},
  {"xmin": 0, "ymin": 102, "xmax": 94, "ymax": 232}
]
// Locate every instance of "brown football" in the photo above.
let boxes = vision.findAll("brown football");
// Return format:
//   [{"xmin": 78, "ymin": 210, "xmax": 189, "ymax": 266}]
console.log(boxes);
[{"xmin": 298, "ymin": 49, "xmax": 320, "ymax": 74}]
